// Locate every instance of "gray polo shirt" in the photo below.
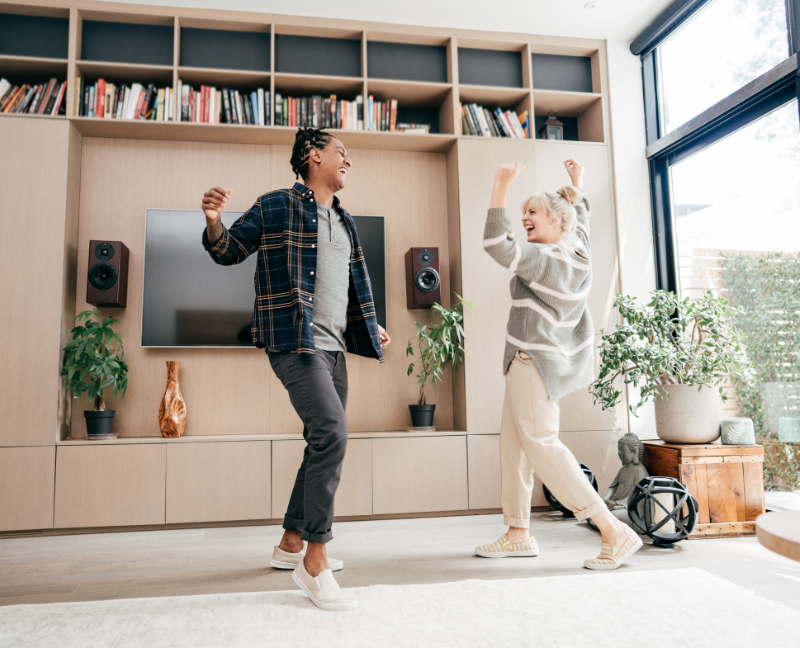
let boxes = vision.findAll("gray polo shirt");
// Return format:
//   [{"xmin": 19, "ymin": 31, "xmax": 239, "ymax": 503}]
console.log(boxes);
[{"xmin": 310, "ymin": 201, "xmax": 352, "ymax": 352}]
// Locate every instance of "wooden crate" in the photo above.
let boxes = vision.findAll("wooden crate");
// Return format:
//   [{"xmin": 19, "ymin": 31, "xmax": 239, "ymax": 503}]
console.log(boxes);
[{"xmin": 642, "ymin": 441, "xmax": 765, "ymax": 539}]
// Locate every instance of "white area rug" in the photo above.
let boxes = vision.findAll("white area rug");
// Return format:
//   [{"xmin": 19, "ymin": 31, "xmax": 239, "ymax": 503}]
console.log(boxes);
[{"xmin": 1, "ymin": 568, "xmax": 797, "ymax": 648}]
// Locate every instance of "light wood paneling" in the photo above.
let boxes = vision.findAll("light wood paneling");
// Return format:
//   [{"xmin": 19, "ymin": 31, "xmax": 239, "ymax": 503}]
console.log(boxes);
[
  {"xmin": 0, "ymin": 118, "xmax": 71, "ymax": 446},
  {"xmin": 272, "ymin": 438, "xmax": 372, "ymax": 518},
  {"xmin": 372, "ymin": 435, "xmax": 468, "ymax": 514},
  {"xmin": 0, "ymin": 446, "xmax": 55, "ymax": 531},
  {"xmin": 166, "ymin": 441, "xmax": 271, "ymax": 523},
  {"xmin": 54, "ymin": 444, "xmax": 166, "ymax": 528},
  {"xmin": 457, "ymin": 138, "xmax": 623, "ymax": 436},
  {"xmin": 72, "ymin": 138, "xmax": 273, "ymax": 438},
  {"xmin": 467, "ymin": 434, "xmax": 500, "ymax": 510},
  {"xmin": 269, "ymin": 145, "xmax": 455, "ymax": 434}
]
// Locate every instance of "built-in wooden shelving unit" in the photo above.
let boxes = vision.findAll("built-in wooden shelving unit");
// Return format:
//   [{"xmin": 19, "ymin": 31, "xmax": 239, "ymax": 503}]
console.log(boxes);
[{"xmin": 0, "ymin": 1, "xmax": 609, "ymax": 148}]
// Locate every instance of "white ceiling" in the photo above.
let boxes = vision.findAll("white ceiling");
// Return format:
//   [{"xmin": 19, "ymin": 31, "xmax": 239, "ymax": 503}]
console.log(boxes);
[{"xmin": 94, "ymin": 0, "xmax": 676, "ymax": 42}]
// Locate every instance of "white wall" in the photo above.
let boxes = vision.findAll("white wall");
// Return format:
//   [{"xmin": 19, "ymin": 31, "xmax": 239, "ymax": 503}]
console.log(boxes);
[{"xmin": 605, "ymin": 39, "xmax": 659, "ymax": 439}]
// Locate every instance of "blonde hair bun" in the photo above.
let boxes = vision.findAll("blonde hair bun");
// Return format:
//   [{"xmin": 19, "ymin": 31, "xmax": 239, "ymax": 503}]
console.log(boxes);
[{"xmin": 556, "ymin": 185, "xmax": 581, "ymax": 204}]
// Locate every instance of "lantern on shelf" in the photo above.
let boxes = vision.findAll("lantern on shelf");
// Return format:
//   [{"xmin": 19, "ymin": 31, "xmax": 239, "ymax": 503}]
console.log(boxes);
[{"xmin": 538, "ymin": 110, "xmax": 564, "ymax": 140}]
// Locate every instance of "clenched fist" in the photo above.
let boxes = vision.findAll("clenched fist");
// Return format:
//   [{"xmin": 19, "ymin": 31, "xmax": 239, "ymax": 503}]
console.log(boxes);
[{"xmin": 202, "ymin": 186, "xmax": 232, "ymax": 222}]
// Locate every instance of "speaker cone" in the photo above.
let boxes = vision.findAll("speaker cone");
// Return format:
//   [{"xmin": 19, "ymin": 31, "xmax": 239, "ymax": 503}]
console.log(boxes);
[
  {"xmin": 88, "ymin": 263, "xmax": 118, "ymax": 291},
  {"xmin": 417, "ymin": 249, "xmax": 434, "ymax": 266},
  {"xmin": 414, "ymin": 267, "xmax": 440, "ymax": 293},
  {"xmin": 95, "ymin": 243, "xmax": 115, "ymax": 261}
]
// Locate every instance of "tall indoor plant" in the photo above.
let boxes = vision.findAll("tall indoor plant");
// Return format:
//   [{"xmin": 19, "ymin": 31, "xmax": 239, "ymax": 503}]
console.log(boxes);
[
  {"xmin": 61, "ymin": 309, "xmax": 129, "ymax": 438},
  {"xmin": 406, "ymin": 294, "xmax": 471, "ymax": 429},
  {"xmin": 590, "ymin": 290, "xmax": 744, "ymax": 443}
]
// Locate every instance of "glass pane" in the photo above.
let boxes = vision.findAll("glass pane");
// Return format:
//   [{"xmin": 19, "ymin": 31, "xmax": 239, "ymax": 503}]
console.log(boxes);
[
  {"xmin": 671, "ymin": 100, "xmax": 800, "ymax": 497},
  {"xmin": 658, "ymin": 0, "xmax": 789, "ymax": 135}
]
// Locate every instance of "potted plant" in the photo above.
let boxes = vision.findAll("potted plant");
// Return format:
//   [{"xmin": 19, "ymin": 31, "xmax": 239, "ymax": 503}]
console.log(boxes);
[
  {"xmin": 406, "ymin": 294, "xmax": 472, "ymax": 429},
  {"xmin": 61, "ymin": 309, "xmax": 129, "ymax": 439},
  {"xmin": 590, "ymin": 290, "xmax": 744, "ymax": 444}
]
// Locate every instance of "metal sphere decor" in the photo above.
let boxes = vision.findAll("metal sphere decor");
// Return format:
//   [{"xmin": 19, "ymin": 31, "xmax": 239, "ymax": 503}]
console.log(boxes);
[
  {"xmin": 543, "ymin": 463, "xmax": 598, "ymax": 518},
  {"xmin": 627, "ymin": 476, "xmax": 698, "ymax": 547}
]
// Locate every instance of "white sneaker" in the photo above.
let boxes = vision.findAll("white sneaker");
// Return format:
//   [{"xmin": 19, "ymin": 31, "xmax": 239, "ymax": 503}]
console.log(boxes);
[
  {"xmin": 475, "ymin": 533, "xmax": 540, "ymax": 558},
  {"xmin": 292, "ymin": 558, "xmax": 358, "ymax": 611},
  {"xmin": 270, "ymin": 545, "xmax": 343, "ymax": 572},
  {"xmin": 584, "ymin": 530, "xmax": 643, "ymax": 570}
]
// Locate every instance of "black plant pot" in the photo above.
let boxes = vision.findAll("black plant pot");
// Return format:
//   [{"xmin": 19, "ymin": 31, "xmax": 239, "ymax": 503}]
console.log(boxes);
[
  {"xmin": 84, "ymin": 410, "xmax": 116, "ymax": 438},
  {"xmin": 409, "ymin": 404, "xmax": 436, "ymax": 428}
]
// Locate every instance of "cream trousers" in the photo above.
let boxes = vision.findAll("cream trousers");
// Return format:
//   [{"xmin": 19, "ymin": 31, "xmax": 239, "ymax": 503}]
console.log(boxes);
[{"xmin": 500, "ymin": 351, "xmax": 607, "ymax": 527}]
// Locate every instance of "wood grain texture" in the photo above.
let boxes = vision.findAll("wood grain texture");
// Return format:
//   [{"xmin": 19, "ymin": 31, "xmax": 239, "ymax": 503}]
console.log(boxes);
[
  {"xmin": 165, "ymin": 441, "xmax": 271, "ymax": 523},
  {"xmin": 643, "ymin": 445, "xmax": 681, "ymax": 480},
  {"xmin": 72, "ymin": 138, "xmax": 273, "ymax": 438},
  {"xmin": 372, "ymin": 435, "xmax": 468, "ymax": 514},
  {"xmin": 691, "ymin": 522, "xmax": 756, "ymax": 538},
  {"xmin": 757, "ymin": 511, "xmax": 800, "ymax": 561},
  {"xmin": 0, "ymin": 446, "xmax": 55, "ymax": 531},
  {"xmin": 271, "ymin": 438, "xmax": 372, "ymax": 518},
  {"xmin": 743, "ymin": 461, "xmax": 766, "ymax": 521},
  {"xmin": 706, "ymin": 463, "xmax": 738, "ymax": 524},
  {"xmin": 467, "ymin": 434, "xmax": 501, "ymax": 510},
  {"xmin": 644, "ymin": 441, "xmax": 764, "ymax": 457},
  {"xmin": 694, "ymin": 464, "xmax": 711, "ymax": 524},
  {"xmin": 0, "ymin": 118, "xmax": 71, "ymax": 446},
  {"xmin": 158, "ymin": 361, "xmax": 187, "ymax": 438},
  {"xmin": 54, "ymin": 444, "xmax": 166, "ymax": 528}
]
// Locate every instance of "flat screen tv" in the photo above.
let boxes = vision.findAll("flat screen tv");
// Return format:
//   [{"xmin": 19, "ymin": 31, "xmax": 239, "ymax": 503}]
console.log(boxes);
[{"xmin": 141, "ymin": 209, "xmax": 387, "ymax": 347}]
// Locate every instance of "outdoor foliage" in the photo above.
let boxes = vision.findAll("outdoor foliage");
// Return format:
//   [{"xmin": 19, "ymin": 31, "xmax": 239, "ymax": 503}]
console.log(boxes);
[
  {"xmin": 406, "ymin": 294, "xmax": 472, "ymax": 406},
  {"xmin": 721, "ymin": 252, "xmax": 800, "ymax": 491},
  {"xmin": 61, "ymin": 309, "xmax": 128, "ymax": 411},
  {"xmin": 590, "ymin": 290, "xmax": 744, "ymax": 416}
]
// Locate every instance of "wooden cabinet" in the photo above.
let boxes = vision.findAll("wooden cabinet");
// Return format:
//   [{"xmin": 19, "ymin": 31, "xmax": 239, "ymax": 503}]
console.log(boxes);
[
  {"xmin": 643, "ymin": 441, "xmax": 766, "ymax": 538},
  {"xmin": 467, "ymin": 434, "xmax": 501, "ymax": 510},
  {"xmin": 272, "ymin": 438, "xmax": 372, "ymax": 518},
  {"xmin": 373, "ymin": 435, "xmax": 468, "ymax": 514},
  {"xmin": 166, "ymin": 441, "xmax": 271, "ymax": 524},
  {"xmin": 0, "ymin": 446, "xmax": 55, "ymax": 532},
  {"xmin": 54, "ymin": 445, "xmax": 166, "ymax": 528}
]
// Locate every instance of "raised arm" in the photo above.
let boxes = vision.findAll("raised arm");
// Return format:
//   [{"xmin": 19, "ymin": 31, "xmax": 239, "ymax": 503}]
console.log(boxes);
[
  {"xmin": 201, "ymin": 187, "xmax": 263, "ymax": 266},
  {"xmin": 563, "ymin": 159, "xmax": 592, "ymax": 252}
]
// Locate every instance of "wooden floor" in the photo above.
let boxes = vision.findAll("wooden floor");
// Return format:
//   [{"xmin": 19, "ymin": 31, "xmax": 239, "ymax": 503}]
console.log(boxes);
[{"xmin": 2, "ymin": 512, "xmax": 800, "ymax": 610}]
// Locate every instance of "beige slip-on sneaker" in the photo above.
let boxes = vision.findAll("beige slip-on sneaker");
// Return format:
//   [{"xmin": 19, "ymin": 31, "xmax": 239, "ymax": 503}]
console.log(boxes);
[
  {"xmin": 475, "ymin": 533, "xmax": 540, "ymax": 558},
  {"xmin": 292, "ymin": 558, "xmax": 358, "ymax": 611},
  {"xmin": 583, "ymin": 530, "xmax": 643, "ymax": 570},
  {"xmin": 270, "ymin": 545, "xmax": 343, "ymax": 572}
]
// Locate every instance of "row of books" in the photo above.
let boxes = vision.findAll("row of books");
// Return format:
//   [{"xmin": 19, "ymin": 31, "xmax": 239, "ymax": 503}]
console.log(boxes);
[
  {"xmin": 0, "ymin": 78, "xmax": 67, "ymax": 116},
  {"xmin": 461, "ymin": 103, "xmax": 530, "ymax": 138},
  {"xmin": 275, "ymin": 93, "xmax": 363, "ymax": 130},
  {"xmin": 178, "ymin": 82, "xmax": 270, "ymax": 126},
  {"xmin": 76, "ymin": 78, "xmax": 173, "ymax": 121}
]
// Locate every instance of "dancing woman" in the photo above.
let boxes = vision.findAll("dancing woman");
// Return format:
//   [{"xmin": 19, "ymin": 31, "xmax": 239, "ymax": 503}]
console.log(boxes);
[{"xmin": 475, "ymin": 159, "xmax": 642, "ymax": 570}]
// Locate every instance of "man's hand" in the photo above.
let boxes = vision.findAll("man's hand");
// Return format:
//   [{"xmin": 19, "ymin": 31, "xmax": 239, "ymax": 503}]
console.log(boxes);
[
  {"xmin": 202, "ymin": 186, "xmax": 232, "ymax": 222},
  {"xmin": 378, "ymin": 325, "xmax": 391, "ymax": 349},
  {"xmin": 563, "ymin": 159, "xmax": 584, "ymax": 189}
]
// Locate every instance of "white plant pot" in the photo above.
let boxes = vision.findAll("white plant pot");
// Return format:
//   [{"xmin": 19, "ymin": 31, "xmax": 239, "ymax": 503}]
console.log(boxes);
[{"xmin": 654, "ymin": 384, "xmax": 722, "ymax": 444}]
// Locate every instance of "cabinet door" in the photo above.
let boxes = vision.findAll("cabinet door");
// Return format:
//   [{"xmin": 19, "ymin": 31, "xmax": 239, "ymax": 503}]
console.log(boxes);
[
  {"xmin": 467, "ymin": 434, "xmax": 501, "ymax": 510},
  {"xmin": 0, "ymin": 446, "xmax": 55, "ymax": 531},
  {"xmin": 166, "ymin": 441, "xmax": 271, "ymax": 524},
  {"xmin": 54, "ymin": 445, "xmax": 166, "ymax": 528},
  {"xmin": 272, "ymin": 438, "xmax": 372, "ymax": 518},
  {"xmin": 373, "ymin": 435, "xmax": 468, "ymax": 514}
]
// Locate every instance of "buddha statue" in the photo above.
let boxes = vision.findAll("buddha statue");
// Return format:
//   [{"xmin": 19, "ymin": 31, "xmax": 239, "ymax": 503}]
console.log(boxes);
[{"xmin": 588, "ymin": 432, "xmax": 649, "ymax": 532}]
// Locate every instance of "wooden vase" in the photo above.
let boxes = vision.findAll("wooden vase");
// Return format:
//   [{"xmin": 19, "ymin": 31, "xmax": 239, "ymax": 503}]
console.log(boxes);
[{"xmin": 159, "ymin": 361, "xmax": 187, "ymax": 438}]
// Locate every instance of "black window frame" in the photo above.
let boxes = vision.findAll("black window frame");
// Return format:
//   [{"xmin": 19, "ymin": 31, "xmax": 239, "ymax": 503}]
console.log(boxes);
[{"xmin": 633, "ymin": 0, "xmax": 800, "ymax": 294}]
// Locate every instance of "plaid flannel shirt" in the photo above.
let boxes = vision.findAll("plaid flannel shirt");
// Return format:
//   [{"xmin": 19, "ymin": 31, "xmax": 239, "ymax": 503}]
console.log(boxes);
[{"xmin": 202, "ymin": 182, "xmax": 384, "ymax": 361}]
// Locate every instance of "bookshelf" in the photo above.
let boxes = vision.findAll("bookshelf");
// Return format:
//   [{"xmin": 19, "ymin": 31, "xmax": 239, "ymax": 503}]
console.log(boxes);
[{"xmin": 0, "ymin": 2, "xmax": 610, "ymax": 147}]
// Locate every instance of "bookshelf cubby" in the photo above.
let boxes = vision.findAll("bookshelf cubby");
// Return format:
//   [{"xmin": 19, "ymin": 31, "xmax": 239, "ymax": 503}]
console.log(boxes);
[
  {"xmin": 0, "ymin": 12, "xmax": 70, "ymax": 60},
  {"xmin": 367, "ymin": 41, "xmax": 448, "ymax": 84},
  {"xmin": 531, "ymin": 53, "xmax": 593, "ymax": 93},
  {"xmin": 80, "ymin": 19, "xmax": 174, "ymax": 66},
  {"xmin": 275, "ymin": 34, "xmax": 361, "ymax": 78},
  {"xmin": 180, "ymin": 26, "xmax": 271, "ymax": 72},
  {"xmin": 458, "ymin": 47, "xmax": 523, "ymax": 89},
  {"xmin": 0, "ymin": 56, "xmax": 68, "ymax": 85}
]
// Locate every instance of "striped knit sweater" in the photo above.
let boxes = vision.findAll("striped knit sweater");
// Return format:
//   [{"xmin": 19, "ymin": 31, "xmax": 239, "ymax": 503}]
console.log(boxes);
[{"xmin": 483, "ymin": 188, "xmax": 593, "ymax": 401}]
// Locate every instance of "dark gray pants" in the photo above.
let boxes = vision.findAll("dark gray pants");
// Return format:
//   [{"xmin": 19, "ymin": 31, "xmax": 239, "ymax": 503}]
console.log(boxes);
[{"xmin": 267, "ymin": 349, "xmax": 348, "ymax": 544}]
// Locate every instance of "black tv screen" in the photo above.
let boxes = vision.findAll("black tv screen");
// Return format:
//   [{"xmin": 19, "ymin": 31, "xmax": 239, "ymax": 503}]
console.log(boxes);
[{"xmin": 141, "ymin": 209, "xmax": 386, "ymax": 347}]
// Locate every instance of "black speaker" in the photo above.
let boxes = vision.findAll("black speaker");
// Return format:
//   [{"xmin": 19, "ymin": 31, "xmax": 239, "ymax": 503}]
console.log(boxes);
[
  {"xmin": 405, "ymin": 247, "xmax": 441, "ymax": 309},
  {"xmin": 87, "ymin": 240, "xmax": 129, "ymax": 307}
]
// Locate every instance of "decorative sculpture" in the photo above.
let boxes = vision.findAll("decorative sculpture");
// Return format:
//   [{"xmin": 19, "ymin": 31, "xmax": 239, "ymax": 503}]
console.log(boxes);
[
  {"xmin": 159, "ymin": 361, "xmax": 187, "ymax": 437},
  {"xmin": 628, "ymin": 476, "xmax": 698, "ymax": 547},
  {"xmin": 720, "ymin": 417, "xmax": 756, "ymax": 445},
  {"xmin": 543, "ymin": 463, "xmax": 598, "ymax": 518}
]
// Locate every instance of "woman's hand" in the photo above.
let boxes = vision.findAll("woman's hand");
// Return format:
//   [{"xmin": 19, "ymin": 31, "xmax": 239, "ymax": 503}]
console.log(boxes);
[
  {"xmin": 490, "ymin": 163, "xmax": 525, "ymax": 209},
  {"xmin": 563, "ymin": 159, "xmax": 584, "ymax": 188}
]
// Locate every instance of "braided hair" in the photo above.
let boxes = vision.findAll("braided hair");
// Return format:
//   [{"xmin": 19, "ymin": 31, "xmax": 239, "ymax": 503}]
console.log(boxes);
[{"xmin": 290, "ymin": 127, "xmax": 332, "ymax": 180}]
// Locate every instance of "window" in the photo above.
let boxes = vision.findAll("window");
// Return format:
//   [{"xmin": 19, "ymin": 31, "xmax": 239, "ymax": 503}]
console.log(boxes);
[{"xmin": 658, "ymin": 0, "xmax": 789, "ymax": 134}]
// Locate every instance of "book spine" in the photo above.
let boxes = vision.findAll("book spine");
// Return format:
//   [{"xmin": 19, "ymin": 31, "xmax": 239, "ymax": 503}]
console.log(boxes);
[
  {"xmin": 28, "ymin": 84, "xmax": 43, "ymax": 114},
  {"xmin": 51, "ymin": 82, "xmax": 66, "ymax": 116},
  {"xmin": 265, "ymin": 90, "xmax": 270, "ymax": 125},
  {"xmin": 389, "ymin": 98, "xmax": 397, "ymax": 132},
  {"xmin": 38, "ymin": 78, "xmax": 57, "ymax": 115},
  {"xmin": 1, "ymin": 86, "xmax": 20, "ymax": 113},
  {"xmin": 256, "ymin": 88, "xmax": 264, "ymax": 126},
  {"xmin": 221, "ymin": 88, "xmax": 231, "ymax": 123},
  {"xmin": 96, "ymin": 78, "xmax": 106, "ymax": 118},
  {"xmin": 181, "ymin": 83, "xmax": 189, "ymax": 122}
]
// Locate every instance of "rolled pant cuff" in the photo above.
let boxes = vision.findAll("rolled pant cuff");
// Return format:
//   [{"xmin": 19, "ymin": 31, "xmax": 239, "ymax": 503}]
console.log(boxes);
[
  {"xmin": 574, "ymin": 500, "xmax": 608, "ymax": 522},
  {"xmin": 503, "ymin": 516, "xmax": 530, "ymax": 528},
  {"xmin": 282, "ymin": 514, "xmax": 304, "ymax": 533},
  {"xmin": 301, "ymin": 529, "xmax": 333, "ymax": 544}
]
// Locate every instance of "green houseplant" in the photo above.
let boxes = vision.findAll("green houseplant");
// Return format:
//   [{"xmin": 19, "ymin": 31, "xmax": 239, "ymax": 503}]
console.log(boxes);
[
  {"xmin": 590, "ymin": 290, "xmax": 744, "ymax": 443},
  {"xmin": 406, "ymin": 294, "xmax": 471, "ymax": 429},
  {"xmin": 61, "ymin": 309, "xmax": 129, "ymax": 438}
]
